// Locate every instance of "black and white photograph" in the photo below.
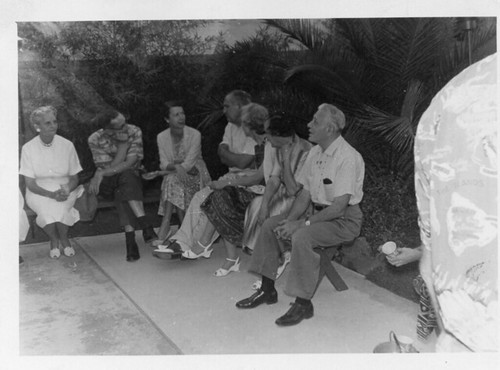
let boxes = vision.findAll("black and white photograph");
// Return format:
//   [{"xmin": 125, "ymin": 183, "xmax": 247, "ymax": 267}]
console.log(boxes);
[{"xmin": 2, "ymin": 0, "xmax": 498, "ymax": 369}]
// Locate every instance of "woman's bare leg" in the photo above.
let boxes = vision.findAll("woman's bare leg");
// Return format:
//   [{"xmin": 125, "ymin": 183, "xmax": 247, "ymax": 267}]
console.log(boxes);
[
  {"xmin": 55, "ymin": 222, "xmax": 70, "ymax": 248},
  {"xmin": 157, "ymin": 201, "xmax": 174, "ymax": 240},
  {"xmin": 43, "ymin": 223, "xmax": 59, "ymax": 251},
  {"xmin": 220, "ymin": 239, "xmax": 239, "ymax": 270}
]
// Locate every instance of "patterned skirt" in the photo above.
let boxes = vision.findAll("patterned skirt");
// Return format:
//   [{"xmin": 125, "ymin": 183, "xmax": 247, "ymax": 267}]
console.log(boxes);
[
  {"xmin": 158, "ymin": 160, "xmax": 211, "ymax": 215},
  {"xmin": 413, "ymin": 274, "xmax": 438, "ymax": 340},
  {"xmin": 201, "ymin": 186, "xmax": 258, "ymax": 246}
]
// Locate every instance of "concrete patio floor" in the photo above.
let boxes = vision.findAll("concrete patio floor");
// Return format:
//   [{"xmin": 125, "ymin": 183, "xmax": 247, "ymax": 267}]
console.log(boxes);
[{"xmin": 18, "ymin": 228, "xmax": 441, "ymax": 358}]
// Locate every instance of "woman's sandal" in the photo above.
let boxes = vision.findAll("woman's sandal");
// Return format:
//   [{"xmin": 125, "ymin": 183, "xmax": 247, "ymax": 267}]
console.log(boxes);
[
  {"xmin": 151, "ymin": 230, "xmax": 173, "ymax": 247},
  {"xmin": 63, "ymin": 246, "xmax": 75, "ymax": 257},
  {"xmin": 213, "ymin": 257, "xmax": 240, "ymax": 277},
  {"xmin": 182, "ymin": 241, "xmax": 214, "ymax": 260},
  {"xmin": 50, "ymin": 248, "xmax": 61, "ymax": 259},
  {"xmin": 153, "ymin": 239, "xmax": 183, "ymax": 259}
]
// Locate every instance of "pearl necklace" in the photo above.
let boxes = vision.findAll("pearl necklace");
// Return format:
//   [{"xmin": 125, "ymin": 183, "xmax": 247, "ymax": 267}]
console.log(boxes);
[{"xmin": 40, "ymin": 136, "xmax": 54, "ymax": 147}]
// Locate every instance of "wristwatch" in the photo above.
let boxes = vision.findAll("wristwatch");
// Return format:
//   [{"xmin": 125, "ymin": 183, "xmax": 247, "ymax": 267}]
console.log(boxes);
[{"xmin": 305, "ymin": 217, "xmax": 311, "ymax": 226}]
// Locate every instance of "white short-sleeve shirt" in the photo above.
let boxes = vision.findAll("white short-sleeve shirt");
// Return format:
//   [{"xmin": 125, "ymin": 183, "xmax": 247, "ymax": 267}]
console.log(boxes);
[
  {"xmin": 220, "ymin": 122, "xmax": 257, "ymax": 173},
  {"xmin": 298, "ymin": 136, "xmax": 364, "ymax": 205}
]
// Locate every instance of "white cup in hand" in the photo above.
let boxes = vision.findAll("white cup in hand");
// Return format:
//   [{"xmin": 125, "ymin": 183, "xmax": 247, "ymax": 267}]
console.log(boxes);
[{"xmin": 381, "ymin": 241, "xmax": 398, "ymax": 257}]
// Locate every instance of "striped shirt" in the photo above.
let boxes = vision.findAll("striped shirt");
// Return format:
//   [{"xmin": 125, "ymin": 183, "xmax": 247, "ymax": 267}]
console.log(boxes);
[{"xmin": 88, "ymin": 124, "xmax": 143, "ymax": 169}]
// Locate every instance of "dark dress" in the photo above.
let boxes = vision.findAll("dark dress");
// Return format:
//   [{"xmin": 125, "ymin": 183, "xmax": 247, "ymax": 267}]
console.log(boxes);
[{"xmin": 201, "ymin": 143, "xmax": 265, "ymax": 245}]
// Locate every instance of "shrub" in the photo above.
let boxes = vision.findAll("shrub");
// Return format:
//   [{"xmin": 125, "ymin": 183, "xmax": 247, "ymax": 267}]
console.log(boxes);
[{"xmin": 360, "ymin": 172, "xmax": 421, "ymax": 254}]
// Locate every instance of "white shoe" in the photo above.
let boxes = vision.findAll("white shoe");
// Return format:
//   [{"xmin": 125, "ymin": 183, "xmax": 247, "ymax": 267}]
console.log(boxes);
[
  {"xmin": 276, "ymin": 251, "xmax": 291, "ymax": 279},
  {"xmin": 63, "ymin": 246, "xmax": 75, "ymax": 257},
  {"xmin": 181, "ymin": 241, "xmax": 214, "ymax": 260},
  {"xmin": 50, "ymin": 248, "xmax": 61, "ymax": 259},
  {"xmin": 214, "ymin": 257, "xmax": 240, "ymax": 277}
]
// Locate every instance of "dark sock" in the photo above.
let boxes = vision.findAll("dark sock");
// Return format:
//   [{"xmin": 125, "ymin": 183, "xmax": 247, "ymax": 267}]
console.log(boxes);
[
  {"xmin": 125, "ymin": 231, "xmax": 136, "ymax": 244},
  {"xmin": 296, "ymin": 297, "xmax": 311, "ymax": 306},
  {"xmin": 137, "ymin": 216, "xmax": 149, "ymax": 229},
  {"xmin": 261, "ymin": 276, "xmax": 275, "ymax": 292}
]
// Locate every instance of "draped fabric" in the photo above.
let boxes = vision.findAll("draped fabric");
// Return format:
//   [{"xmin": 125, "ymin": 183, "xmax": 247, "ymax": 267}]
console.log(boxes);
[
  {"xmin": 201, "ymin": 142, "xmax": 266, "ymax": 245},
  {"xmin": 243, "ymin": 137, "xmax": 312, "ymax": 251}
]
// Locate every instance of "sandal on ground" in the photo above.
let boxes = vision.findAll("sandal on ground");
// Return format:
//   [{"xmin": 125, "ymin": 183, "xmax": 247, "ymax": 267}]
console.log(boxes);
[
  {"xmin": 50, "ymin": 248, "xmax": 61, "ymax": 259},
  {"xmin": 181, "ymin": 241, "xmax": 214, "ymax": 260},
  {"xmin": 151, "ymin": 230, "xmax": 173, "ymax": 247},
  {"xmin": 153, "ymin": 240, "xmax": 182, "ymax": 260},
  {"xmin": 214, "ymin": 257, "xmax": 240, "ymax": 277},
  {"xmin": 63, "ymin": 246, "xmax": 75, "ymax": 257}
]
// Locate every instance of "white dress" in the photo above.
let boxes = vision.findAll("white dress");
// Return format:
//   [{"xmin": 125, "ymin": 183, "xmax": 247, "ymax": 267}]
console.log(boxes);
[{"xmin": 19, "ymin": 135, "xmax": 84, "ymax": 228}]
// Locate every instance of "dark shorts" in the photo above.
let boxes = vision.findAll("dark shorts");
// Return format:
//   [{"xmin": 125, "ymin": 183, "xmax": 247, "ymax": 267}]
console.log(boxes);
[{"xmin": 99, "ymin": 169, "xmax": 143, "ymax": 227}]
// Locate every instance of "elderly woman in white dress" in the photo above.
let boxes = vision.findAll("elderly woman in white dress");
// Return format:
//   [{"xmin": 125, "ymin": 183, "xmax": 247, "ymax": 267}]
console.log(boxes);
[{"xmin": 19, "ymin": 106, "xmax": 83, "ymax": 258}]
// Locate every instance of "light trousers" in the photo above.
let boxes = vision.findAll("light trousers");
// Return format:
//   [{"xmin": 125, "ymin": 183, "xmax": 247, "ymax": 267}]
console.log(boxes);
[{"xmin": 249, "ymin": 204, "xmax": 362, "ymax": 300}]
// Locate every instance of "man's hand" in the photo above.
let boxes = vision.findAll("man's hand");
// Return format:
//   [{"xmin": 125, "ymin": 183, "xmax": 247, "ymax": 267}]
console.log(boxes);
[
  {"xmin": 114, "ymin": 131, "xmax": 130, "ymax": 143},
  {"xmin": 89, "ymin": 170, "xmax": 103, "ymax": 195},
  {"xmin": 218, "ymin": 143, "xmax": 229, "ymax": 153},
  {"xmin": 274, "ymin": 219, "xmax": 303, "ymax": 240},
  {"xmin": 385, "ymin": 247, "xmax": 422, "ymax": 267}
]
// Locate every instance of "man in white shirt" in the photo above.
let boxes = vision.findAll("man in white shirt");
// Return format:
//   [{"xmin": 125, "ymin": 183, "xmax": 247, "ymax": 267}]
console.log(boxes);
[
  {"xmin": 236, "ymin": 103, "xmax": 365, "ymax": 327},
  {"xmin": 154, "ymin": 90, "xmax": 257, "ymax": 257}
]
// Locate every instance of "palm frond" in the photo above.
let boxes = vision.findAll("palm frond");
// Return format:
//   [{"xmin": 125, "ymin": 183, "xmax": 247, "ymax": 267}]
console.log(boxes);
[
  {"xmin": 357, "ymin": 105, "xmax": 415, "ymax": 155},
  {"xmin": 285, "ymin": 64, "xmax": 355, "ymax": 95},
  {"xmin": 400, "ymin": 79, "xmax": 426, "ymax": 125},
  {"xmin": 264, "ymin": 19, "xmax": 330, "ymax": 51},
  {"xmin": 196, "ymin": 110, "xmax": 225, "ymax": 131}
]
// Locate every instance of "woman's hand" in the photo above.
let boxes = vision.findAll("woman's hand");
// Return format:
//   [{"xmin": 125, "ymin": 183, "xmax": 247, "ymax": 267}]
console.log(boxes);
[
  {"xmin": 279, "ymin": 142, "xmax": 293, "ymax": 162},
  {"xmin": 257, "ymin": 203, "xmax": 269, "ymax": 225},
  {"xmin": 52, "ymin": 189, "xmax": 69, "ymax": 202},
  {"xmin": 142, "ymin": 171, "xmax": 159, "ymax": 180},
  {"xmin": 52, "ymin": 189, "xmax": 66, "ymax": 202},
  {"xmin": 386, "ymin": 247, "xmax": 422, "ymax": 267},
  {"xmin": 176, "ymin": 165, "xmax": 188, "ymax": 184},
  {"xmin": 208, "ymin": 179, "xmax": 229, "ymax": 190}
]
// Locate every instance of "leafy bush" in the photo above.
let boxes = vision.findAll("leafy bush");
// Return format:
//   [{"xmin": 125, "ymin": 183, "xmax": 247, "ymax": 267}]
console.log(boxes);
[{"xmin": 360, "ymin": 172, "xmax": 421, "ymax": 253}]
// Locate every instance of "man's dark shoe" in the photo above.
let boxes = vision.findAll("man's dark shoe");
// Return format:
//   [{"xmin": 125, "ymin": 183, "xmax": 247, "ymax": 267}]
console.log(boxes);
[
  {"xmin": 142, "ymin": 226, "xmax": 158, "ymax": 244},
  {"xmin": 126, "ymin": 239, "xmax": 140, "ymax": 262},
  {"xmin": 275, "ymin": 301, "xmax": 314, "ymax": 326},
  {"xmin": 236, "ymin": 289, "xmax": 278, "ymax": 309}
]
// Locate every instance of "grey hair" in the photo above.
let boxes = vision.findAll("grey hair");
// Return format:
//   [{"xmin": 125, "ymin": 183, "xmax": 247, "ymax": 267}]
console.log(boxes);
[
  {"xmin": 241, "ymin": 103, "xmax": 268, "ymax": 135},
  {"xmin": 30, "ymin": 106, "xmax": 57, "ymax": 126},
  {"xmin": 318, "ymin": 103, "xmax": 345, "ymax": 131}
]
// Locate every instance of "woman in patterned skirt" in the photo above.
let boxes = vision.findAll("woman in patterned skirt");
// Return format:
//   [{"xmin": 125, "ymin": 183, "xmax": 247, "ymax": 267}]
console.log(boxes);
[
  {"xmin": 144, "ymin": 100, "xmax": 211, "ymax": 245},
  {"xmin": 197, "ymin": 103, "xmax": 268, "ymax": 276}
]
